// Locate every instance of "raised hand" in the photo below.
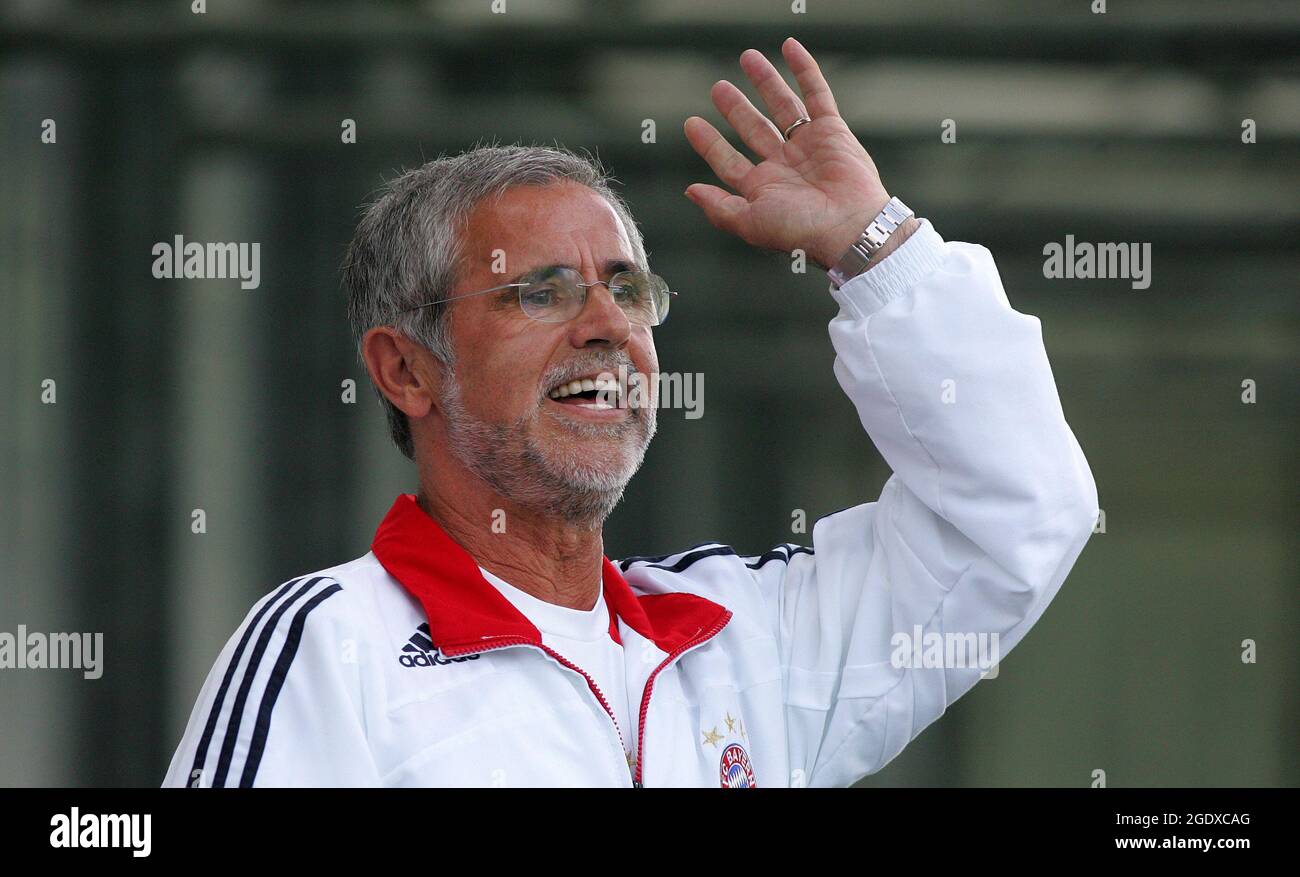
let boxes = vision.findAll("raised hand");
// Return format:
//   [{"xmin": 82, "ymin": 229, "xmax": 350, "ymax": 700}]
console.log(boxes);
[{"xmin": 684, "ymin": 38, "xmax": 915, "ymax": 271}]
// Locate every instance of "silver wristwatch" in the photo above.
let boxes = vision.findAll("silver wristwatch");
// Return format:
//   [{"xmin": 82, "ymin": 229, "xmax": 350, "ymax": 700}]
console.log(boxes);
[{"xmin": 827, "ymin": 196, "xmax": 915, "ymax": 288}]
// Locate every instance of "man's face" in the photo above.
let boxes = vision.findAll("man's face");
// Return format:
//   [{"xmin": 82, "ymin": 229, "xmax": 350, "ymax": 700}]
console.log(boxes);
[{"xmin": 435, "ymin": 181, "xmax": 659, "ymax": 526}]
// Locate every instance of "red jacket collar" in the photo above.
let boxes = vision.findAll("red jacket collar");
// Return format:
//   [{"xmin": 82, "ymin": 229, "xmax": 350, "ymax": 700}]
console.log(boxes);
[{"xmin": 371, "ymin": 494, "xmax": 730, "ymax": 657}]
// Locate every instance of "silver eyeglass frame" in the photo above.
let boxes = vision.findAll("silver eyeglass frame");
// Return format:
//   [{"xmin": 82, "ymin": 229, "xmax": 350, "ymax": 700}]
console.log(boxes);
[{"xmin": 402, "ymin": 268, "xmax": 678, "ymax": 326}]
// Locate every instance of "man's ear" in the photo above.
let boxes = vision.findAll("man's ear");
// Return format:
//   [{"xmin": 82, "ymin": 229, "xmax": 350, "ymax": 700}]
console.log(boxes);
[{"xmin": 360, "ymin": 327, "xmax": 442, "ymax": 419}]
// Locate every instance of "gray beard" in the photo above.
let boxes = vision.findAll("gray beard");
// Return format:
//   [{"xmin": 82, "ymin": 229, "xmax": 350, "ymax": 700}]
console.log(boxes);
[{"xmin": 437, "ymin": 366, "xmax": 656, "ymax": 529}]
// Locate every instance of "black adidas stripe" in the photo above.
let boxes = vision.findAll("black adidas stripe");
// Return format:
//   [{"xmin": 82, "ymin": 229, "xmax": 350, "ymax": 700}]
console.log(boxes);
[
  {"xmin": 210, "ymin": 576, "xmax": 332, "ymax": 787},
  {"xmin": 744, "ymin": 545, "xmax": 815, "ymax": 569},
  {"xmin": 617, "ymin": 541, "xmax": 721, "ymax": 572},
  {"xmin": 631, "ymin": 545, "xmax": 740, "ymax": 573},
  {"xmin": 620, "ymin": 542, "xmax": 814, "ymax": 574},
  {"xmin": 239, "ymin": 583, "xmax": 342, "ymax": 787},
  {"xmin": 618, "ymin": 506, "xmax": 862, "ymax": 575},
  {"xmin": 187, "ymin": 576, "xmax": 306, "ymax": 787}
]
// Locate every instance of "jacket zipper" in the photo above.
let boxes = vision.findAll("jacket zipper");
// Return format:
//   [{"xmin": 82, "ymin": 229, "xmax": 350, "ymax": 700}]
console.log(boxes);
[
  {"xmin": 537, "ymin": 644, "xmax": 633, "ymax": 782},
  {"xmin": 633, "ymin": 611, "xmax": 733, "ymax": 787},
  {"xmin": 442, "ymin": 636, "xmax": 633, "ymax": 785},
  {"xmin": 442, "ymin": 611, "xmax": 733, "ymax": 789}
]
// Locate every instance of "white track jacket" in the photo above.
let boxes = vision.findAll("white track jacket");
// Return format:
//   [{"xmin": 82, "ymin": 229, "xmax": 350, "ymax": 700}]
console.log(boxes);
[{"xmin": 163, "ymin": 219, "xmax": 1098, "ymax": 788}]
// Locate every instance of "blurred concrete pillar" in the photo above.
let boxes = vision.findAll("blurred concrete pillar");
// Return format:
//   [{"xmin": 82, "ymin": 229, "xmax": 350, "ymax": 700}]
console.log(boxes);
[{"xmin": 0, "ymin": 58, "xmax": 78, "ymax": 786}]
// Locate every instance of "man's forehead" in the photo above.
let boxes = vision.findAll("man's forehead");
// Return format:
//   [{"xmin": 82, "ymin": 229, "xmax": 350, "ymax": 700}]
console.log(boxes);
[{"xmin": 466, "ymin": 182, "xmax": 634, "ymax": 267}]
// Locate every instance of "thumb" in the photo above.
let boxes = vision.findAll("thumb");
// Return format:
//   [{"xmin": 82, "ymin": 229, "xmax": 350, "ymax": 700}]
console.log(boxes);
[{"xmin": 685, "ymin": 184, "xmax": 748, "ymax": 237}]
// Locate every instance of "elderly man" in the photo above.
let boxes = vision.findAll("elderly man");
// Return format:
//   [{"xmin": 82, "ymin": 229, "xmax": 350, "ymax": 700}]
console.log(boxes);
[{"xmin": 164, "ymin": 39, "xmax": 1097, "ymax": 788}]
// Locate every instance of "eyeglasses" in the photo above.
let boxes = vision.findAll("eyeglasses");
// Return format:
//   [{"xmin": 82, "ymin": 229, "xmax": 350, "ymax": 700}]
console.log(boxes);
[{"xmin": 404, "ymin": 265, "xmax": 678, "ymax": 326}]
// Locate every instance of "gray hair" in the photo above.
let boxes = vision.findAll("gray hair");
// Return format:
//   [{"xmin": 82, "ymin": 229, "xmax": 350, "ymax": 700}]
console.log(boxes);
[{"xmin": 342, "ymin": 142, "xmax": 649, "ymax": 460}]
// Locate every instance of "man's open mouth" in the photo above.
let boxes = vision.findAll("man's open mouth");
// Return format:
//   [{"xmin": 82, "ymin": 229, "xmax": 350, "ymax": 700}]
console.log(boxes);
[{"xmin": 546, "ymin": 373, "xmax": 622, "ymax": 408}]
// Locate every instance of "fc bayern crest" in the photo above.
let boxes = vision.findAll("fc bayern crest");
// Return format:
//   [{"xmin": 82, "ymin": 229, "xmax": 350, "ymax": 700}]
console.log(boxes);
[{"xmin": 719, "ymin": 743, "xmax": 756, "ymax": 788}]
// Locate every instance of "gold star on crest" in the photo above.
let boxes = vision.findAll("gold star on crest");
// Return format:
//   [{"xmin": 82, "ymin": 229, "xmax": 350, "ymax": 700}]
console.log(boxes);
[
  {"xmin": 702, "ymin": 727, "xmax": 724, "ymax": 748},
  {"xmin": 724, "ymin": 711, "xmax": 737, "ymax": 734}
]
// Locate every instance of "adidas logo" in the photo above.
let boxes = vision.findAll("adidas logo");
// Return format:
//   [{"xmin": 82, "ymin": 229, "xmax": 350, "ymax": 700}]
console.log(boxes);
[{"xmin": 398, "ymin": 623, "xmax": 481, "ymax": 668}]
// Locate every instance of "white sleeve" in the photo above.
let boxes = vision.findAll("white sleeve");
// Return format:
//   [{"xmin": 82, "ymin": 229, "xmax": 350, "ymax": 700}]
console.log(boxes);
[
  {"xmin": 162, "ymin": 576, "xmax": 382, "ymax": 788},
  {"xmin": 752, "ymin": 218, "xmax": 1099, "ymax": 788}
]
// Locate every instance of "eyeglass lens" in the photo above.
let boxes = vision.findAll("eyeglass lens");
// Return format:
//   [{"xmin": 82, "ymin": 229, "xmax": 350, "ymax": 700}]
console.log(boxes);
[{"xmin": 519, "ymin": 267, "xmax": 669, "ymax": 325}]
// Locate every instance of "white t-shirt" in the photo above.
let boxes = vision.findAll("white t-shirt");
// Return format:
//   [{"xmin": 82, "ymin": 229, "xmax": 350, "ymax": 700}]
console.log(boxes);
[{"xmin": 477, "ymin": 566, "xmax": 636, "ymax": 774}]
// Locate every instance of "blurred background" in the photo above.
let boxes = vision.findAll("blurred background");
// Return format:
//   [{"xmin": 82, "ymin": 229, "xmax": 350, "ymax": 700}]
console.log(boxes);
[{"xmin": 1, "ymin": 0, "xmax": 1296, "ymax": 787}]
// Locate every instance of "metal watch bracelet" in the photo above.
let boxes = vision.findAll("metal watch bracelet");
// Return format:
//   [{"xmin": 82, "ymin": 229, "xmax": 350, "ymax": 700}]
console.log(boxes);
[{"xmin": 827, "ymin": 196, "xmax": 915, "ymax": 289}]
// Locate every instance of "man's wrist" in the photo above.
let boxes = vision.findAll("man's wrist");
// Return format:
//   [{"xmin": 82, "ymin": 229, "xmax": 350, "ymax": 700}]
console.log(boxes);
[
  {"xmin": 827, "ymin": 218, "xmax": 947, "ymax": 317},
  {"xmin": 808, "ymin": 199, "xmax": 888, "ymax": 270},
  {"xmin": 861, "ymin": 215, "xmax": 920, "ymax": 271},
  {"xmin": 820, "ymin": 197, "xmax": 918, "ymax": 287}
]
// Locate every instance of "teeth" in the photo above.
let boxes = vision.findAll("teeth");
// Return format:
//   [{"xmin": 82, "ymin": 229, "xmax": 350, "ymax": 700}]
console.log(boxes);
[{"xmin": 547, "ymin": 375, "xmax": 622, "ymax": 399}]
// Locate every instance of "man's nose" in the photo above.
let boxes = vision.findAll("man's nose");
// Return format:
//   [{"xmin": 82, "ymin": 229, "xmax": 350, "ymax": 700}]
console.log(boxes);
[{"xmin": 567, "ymin": 280, "xmax": 632, "ymax": 349}]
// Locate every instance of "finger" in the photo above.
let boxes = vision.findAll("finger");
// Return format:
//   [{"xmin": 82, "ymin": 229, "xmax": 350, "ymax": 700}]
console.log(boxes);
[
  {"xmin": 683, "ymin": 115, "xmax": 755, "ymax": 193},
  {"xmin": 738, "ymin": 48, "xmax": 810, "ymax": 134},
  {"xmin": 709, "ymin": 80, "xmax": 786, "ymax": 161},
  {"xmin": 781, "ymin": 37, "xmax": 839, "ymax": 119},
  {"xmin": 684, "ymin": 183, "xmax": 749, "ymax": 238}
]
